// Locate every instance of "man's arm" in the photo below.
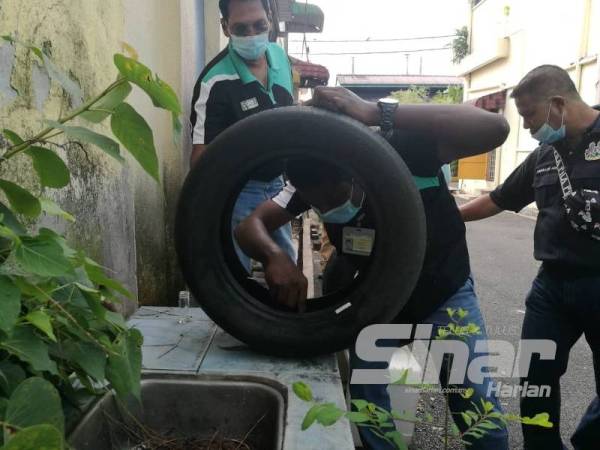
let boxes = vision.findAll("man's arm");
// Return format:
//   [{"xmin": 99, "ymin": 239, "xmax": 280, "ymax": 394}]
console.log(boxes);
[
  {"xmin": 235, "ymin": 200, "xmax": 308, "ymax": 312},
  {"xmin": 460, "ymin": 150, "xmax": 538, "ymax": 222},
  {"xmin": 460, "ymin": 194, "xmax": 503, "ymax": 222},
  {"xmin": 190, "ymin": 144, "xmax": 207, "ymax": 168},
  {"xmin": 309, "ymin": 87, "xmax": 510, "ymax": 163}
]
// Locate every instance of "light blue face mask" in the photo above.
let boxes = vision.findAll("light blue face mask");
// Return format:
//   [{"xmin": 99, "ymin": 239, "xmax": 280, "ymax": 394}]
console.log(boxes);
[
  {"xmin": 314, "ymin": 185, "xmax": 364, "ymax": 224},
  {"xmin": 231, "ymin": 33, "xmax": 269, "ymax": 61},
  {"xmin": 532, "ymin": 103, "xmax": 566, "ymax": 144}
]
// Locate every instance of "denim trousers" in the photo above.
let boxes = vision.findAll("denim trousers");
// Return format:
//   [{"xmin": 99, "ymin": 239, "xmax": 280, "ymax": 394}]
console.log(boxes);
[
  {"xmin": 520, "ymin": 265, "xmax": 600, "ymax": 450},
  {"xmin": 231, "ymin": 177, "xmax": 296, "ymax": 272},
  {"xmin": 350, "ymin": 276, "xmax": 509, "ymax": 450}
]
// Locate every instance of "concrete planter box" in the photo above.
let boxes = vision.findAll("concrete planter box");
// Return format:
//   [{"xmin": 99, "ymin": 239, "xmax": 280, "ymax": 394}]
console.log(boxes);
[{"xmin": 69, "ymin": 372, "xmax": 286, "ymax": 450}]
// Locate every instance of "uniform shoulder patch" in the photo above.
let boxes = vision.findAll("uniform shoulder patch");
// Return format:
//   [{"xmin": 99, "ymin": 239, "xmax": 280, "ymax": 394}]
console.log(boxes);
[{"xmin": 585, "ymin": 141, "xmax": 600, "ymax": 161}]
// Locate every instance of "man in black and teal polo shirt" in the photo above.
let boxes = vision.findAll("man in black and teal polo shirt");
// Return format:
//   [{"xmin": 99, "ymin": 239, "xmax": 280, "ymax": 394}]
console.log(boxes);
[{"xmin": 190, "ymin": 0, "xmax": 296, "ymax": 271}]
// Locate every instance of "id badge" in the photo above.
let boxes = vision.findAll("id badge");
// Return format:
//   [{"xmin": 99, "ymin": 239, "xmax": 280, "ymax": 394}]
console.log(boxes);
[{"xmin": 342, "ymin": 227, "xmax": 376, "ymax": 256}]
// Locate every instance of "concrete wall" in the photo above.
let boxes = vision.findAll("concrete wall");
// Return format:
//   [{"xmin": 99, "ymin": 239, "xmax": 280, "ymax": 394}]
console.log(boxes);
[
  {"xmin": 461, "ymin": 0, "xmax": 600, "ymax": 191},
  {"xmin": 0, "ymin": 0, "xmax": 207, "ymax": 311}
]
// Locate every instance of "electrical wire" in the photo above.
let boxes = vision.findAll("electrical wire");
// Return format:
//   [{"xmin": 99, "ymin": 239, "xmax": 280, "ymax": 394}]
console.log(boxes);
[
  {"xmin": 289, "ymin": 34, "xmax": 458, "ymax": 43},
  {"xmin": 289, "ymin": 46, "xmax": 452, "ymax": 56}
]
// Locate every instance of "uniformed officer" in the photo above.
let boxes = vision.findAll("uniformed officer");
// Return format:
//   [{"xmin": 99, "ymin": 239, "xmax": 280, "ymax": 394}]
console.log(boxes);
[
  {"xmin": 460, "ymin": 65, "xmax": 600, "ymax": 450},
  {"xmin": 235, "ymin": 86, "xmax": 511, "ymax": 450},
  {"xmin": 190, "ymin": 0, "xmax": 296, "ymax": 271}
]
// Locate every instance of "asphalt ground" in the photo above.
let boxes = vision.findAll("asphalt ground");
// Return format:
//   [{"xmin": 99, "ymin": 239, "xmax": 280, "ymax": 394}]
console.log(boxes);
[{"xmin": 409, "ymin": 201, "xmax": 596, "ymax": 450}]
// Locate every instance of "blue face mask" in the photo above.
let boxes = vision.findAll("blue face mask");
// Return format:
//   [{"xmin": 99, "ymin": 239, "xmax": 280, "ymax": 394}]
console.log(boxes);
[
  {"xmin": 314, "ymin": 185, "xmax": 364, "ymax": 224},
  {"xmin": 230, "ymin": 33, "xmax": 269, "ymax": 61},
  {"xmin": 532, "ymin": 104, "xmax": 566, "ymax": 144}
]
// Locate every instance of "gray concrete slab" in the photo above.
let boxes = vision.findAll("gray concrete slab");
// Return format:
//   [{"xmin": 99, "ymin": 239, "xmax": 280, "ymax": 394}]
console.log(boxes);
[
  {"xmin": 199, "ymin": 328, "xmax": 339, "ymax": 375},
  {"xmin": 129, "ymin": 316, "xmax": 216, "ymax": 372}
]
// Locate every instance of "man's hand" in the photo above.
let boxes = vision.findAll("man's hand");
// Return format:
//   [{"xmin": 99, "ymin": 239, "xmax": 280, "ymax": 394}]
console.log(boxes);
[
  {"xmin": 264, "ymin": 252, "xmax": 308, "ymax": 313},
  {"xmin": 307, "ymin": 87, "xmax": 379, "ymax": 126}
]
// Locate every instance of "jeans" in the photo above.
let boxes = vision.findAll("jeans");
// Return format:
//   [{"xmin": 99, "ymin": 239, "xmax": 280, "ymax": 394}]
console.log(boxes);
[
  {"xmin": 520, "ymin": 265, "xmax": 600, "ymax": 450},
  {"xmin": 350, "ymin": 276, "xmax": 509, "ymax": 450},
  {"xmin": 231, "ymin": 177, "xmax": 296, "ymax": 273}
]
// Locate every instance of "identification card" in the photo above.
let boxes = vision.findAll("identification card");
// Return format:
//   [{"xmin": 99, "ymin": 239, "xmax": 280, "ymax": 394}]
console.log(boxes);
[
  {"xmin": 342, "ymin": 227, "xmax": 376, "ymax": 256},
  {"xmin": 240, "ymin": 97, "xmax": 259, "ymax": 112}
]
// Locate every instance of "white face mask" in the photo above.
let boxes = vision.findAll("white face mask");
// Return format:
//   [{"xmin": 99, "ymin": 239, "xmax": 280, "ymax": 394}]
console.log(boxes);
[{"xmin": 230, "ymin": 33, "xmax": 269, "ymax": 61}]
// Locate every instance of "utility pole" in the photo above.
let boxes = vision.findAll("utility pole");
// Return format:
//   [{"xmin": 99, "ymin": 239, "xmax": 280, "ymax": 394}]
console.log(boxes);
[
  {"xmin": 352, "ymin": 57, "xmax": 355, "ymax": 75},
  {"xmin": 405, "ymin": 54, "xmax": 410, "ymax": 75},
  {"xmin": 419, "ymin": 57, "xmax": 423, "ymax": 75}
]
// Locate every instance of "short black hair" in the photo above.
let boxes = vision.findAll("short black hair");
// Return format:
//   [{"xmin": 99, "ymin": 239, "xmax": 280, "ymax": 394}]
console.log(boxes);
[
  {"xmin": 511, "ymin": 65, "xmax": 581, "ymax": 102},
  {"xmin": 285, "ymin": 157, "xmax": 352, "ymax": 191},
  {"xmin": 219, "ymin": 0, "xmax": 270, "ymax": 20}
]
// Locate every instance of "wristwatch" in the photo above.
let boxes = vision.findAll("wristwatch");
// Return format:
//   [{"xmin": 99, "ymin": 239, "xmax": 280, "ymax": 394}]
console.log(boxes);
[{"xmin": 377, "ymin": 98, "xmax": 399, "ymax": 140}]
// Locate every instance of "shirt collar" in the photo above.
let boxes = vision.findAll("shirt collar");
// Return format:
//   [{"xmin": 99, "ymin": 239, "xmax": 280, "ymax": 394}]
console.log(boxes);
[
  {"xmin": 229, "ymin": 42, "xmax": 279, "ymax": 86},
  {"xmin": 586, "ymin": 105, "xmax": 600, "ymax": 135}
]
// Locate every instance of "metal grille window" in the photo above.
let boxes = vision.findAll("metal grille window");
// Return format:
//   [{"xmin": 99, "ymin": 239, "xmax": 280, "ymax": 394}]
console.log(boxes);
[{"xmin": 486, "ymin": 149, "xmax": 497, "ymax": 182}]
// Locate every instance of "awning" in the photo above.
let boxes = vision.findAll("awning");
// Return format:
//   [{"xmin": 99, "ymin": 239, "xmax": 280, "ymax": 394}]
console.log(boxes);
[
  {"xmin": 290, "ymin": 57, "xmax": 329, "ymax": 87},
  {"xmin": 466, "ymin": 90, "xmax": 507, "ymax": 111},
  {"xmin": 286, "ymin": 2, "xmax": 324, "ymax": 33}
]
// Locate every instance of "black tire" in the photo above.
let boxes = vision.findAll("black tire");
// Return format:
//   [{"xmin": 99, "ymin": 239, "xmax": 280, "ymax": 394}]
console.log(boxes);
[{"xmin": 175, "ymin": 106, "xmax": 426, "ymax": 356}]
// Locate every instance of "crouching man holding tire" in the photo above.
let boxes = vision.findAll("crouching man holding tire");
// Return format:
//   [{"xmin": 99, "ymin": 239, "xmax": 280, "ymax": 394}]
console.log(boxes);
[{"xmin": 235, "ymin": 87, "xmax": 511, "ymax": 450}]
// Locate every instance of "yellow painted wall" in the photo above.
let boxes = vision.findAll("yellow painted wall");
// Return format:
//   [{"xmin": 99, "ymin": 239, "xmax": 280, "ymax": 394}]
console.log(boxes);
[{"xmin": 458, "ymin": 154, "xmax": 488, "ymax": 180}]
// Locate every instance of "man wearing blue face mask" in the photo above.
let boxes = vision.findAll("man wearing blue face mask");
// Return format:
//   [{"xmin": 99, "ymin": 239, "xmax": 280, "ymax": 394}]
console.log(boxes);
[
  {"xmin": 190, "ymin": 0, "xmax": 296, "ymax": 272},
  {"xmin": 235, "ymin": 86, "xmax": 512, "ymax": 450},
  {"xmin": 461, "ymin": 65, "xmax": 600, "ymax": 450}
]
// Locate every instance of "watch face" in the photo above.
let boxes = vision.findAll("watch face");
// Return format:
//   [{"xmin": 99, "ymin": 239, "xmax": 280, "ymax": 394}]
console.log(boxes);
[{"xmin": 379, "ymin": 98, "xmax": 399, "ymax": 105}]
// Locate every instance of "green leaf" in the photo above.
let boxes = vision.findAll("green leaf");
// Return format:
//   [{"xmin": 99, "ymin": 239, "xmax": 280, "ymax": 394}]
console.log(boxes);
[
  {"xmin": 113, "ymin": 54, "xmax": 181, "ymax": 114},
  {"xmin": 461, "ymin": 411, "xmax": 472, "ymax": 427},
  {"xmin": 446, "ymin": 308, "xmax": 455, "ymax": 319},
  {"xmin": 2, "ymin": 129, "xmax": 24, "ymax": 146},
  {"xmin": 1, "ymin": 326, "xmax": 57, "ymax": 374},
  {"xmin": 351, "ymin": 399, "xmax": 369, "ymax": 411},
  {"xmin": 111, "ymin": 103, "xmax": 159, "ymax": 181},
  {"xmin": 0, "ymin": 202, "xmax": 26, "ymax": 235},
  {"xmin": 80, "ymin": 82, "xmax": 133, "ymax": 123},
  {"xmin": 315, "ymin": 403, "xmax": 344, "ymax": 427},
  {"xmin": 14, "ymin": 234, "xmax": 73, "ymax": 277},
  {"xmin": 24, "ymin": 147, "xmax": 70, "ymax": 188},
  {"xmin": 0, "ymin": 362, "xmax": 25, "ymax": 397},
  {"xmin": 391, "ymin": 368, "xmax": 409, "ymax": 385},
  {"xmin": 5, "ymin": 377, "xmax": 64, "ymax": 434},
  {"xmin": 345, "ymin": 411, "xmax": 371, "ymax": 423},
  {"xmin": 39, "ymin": 198, "xmax": 75, "ymax": 222},
  {"xmin": 450, "ymin": 422, "xmax": 460, "ymax": 437},
  {"xmin": 301, "ymin": 404, "xmax": 324, "ymax": 431},
  {"xmin": 521, "ymin": 412, "xmax": 553, "ymax": 428},
  {"xmin": 41, "ymin": 52, "xmax": 83, "ymax": 106},
  {"xmin": 457, "ymin": 308, "xmax": 468, "ymax": 320},
  {"xmin": 384, "ymin": 431, "xmax": 408, "ymax": 450},
  {"xmin": 478, "ymin": 420, "xmax": 501, "ymax": 430},
  {"xmin": 292, "ymin": 381, "xmax": 313, "ymax": 402},
  {"xmin": 84, "ymin": 258, "xmax": 132, "ymax": 298},
  {"xmin": 62, "ymin": 341, "xmax": 106, "ymax": 381},
  {"xmin": 106, "ymin": 328, "xmax": 142, "ymax": 400},
  {"xmin": 172, "ymin": 113, "xmax": 182, "ymax": 147},
  {"xmin": 2, "ymin": 424, "xmax": 63, "ymax": 450},
  {"xmin": 45, "ymin": 121, "xmax": 124, "ymax": 164},
  {"xmin": 1, "ymin": 35, "xmax": 15, "ymax": 43},
  {"xmin": 0, "ymin": 276, "xmax": 20, "ymax": 334},
  {"xmin": 0, "ymin": 180, "xmax": 40, "ymax": 218},
  {"xmin": 24, "ymin": 310, "xmax": 56, "ymax": 342},
  {"xmin": 461, "ymin": 387, "xmax": 475, "ymax": 399}
]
